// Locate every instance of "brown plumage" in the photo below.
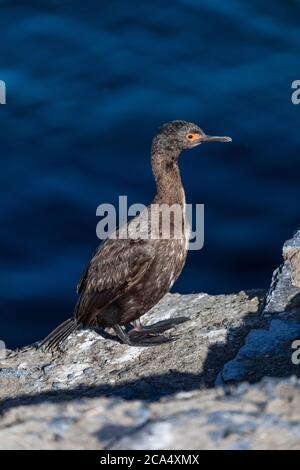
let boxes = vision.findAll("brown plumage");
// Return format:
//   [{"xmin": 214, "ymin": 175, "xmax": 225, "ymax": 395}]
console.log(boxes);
[{"xmin": 40, "ymin": 120, "xmax": 231, "ymax": 349}]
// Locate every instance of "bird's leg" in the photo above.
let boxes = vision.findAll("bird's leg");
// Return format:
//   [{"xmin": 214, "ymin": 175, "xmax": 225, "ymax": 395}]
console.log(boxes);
[
  {"xmin": 113, "ymin": 324, "xmax": 173, "ymax": 347},
  {"xmin": 131, "ymin": 316, "xmax": 189, "ymax": 334},
  {"xmin": 113, "ymin": 325, "xmax": 132, "ymax": 345},
  {"xmin": 132, "ymin": 318, "xmax": 143, "ymax": 330}
]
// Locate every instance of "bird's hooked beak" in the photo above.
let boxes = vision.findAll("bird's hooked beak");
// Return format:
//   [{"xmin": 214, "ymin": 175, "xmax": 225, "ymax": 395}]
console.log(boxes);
[
  {"xmin": 201, "ymin": 134, "xmax": 232, "ymax": 144},
  {"xmin": 188, "ymin": 133, "xmax": 232, "ymax": 147}
]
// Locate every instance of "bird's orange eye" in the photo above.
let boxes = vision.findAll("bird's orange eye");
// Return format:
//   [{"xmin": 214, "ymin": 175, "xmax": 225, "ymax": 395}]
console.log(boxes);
[{"xmin": 186, "ymin": 133, "xmax": 201, "ymax": 141}]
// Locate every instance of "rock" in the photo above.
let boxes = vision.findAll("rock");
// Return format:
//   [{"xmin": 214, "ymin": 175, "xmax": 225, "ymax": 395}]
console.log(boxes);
[
  {"xmin": 0, "ymin": 291, "xmax": 268, "ymax": 449},
  {"xmin": 0, "ymin": 292, "xmax": 263, "ymax": 405},
  {"xmin": 112, "ymin": 377, "xmax": 300, "ymax": 451},
  {"xmin": 264, "ymin": 230, "xmax": 300, "ymax": 315},
  {"xmin": 218, "ymin": 231, "xmax": 300, "ymax": 385},
  {"xmin": 219, "ymin": 320, "xmax": 300, "ymax": 384},
  {"xmin": 0, "ymin": 376, "xmax": 299, "ymax": 449},
  {"xmin": 1, "ymin": 232, "xmax": 300, "ymax": 449}
]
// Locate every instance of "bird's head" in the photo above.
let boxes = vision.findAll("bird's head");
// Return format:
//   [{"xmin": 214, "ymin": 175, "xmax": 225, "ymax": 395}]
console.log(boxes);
[{"xmin": 154, "ymin": 120, "xmax": 232, "ymax": 154}]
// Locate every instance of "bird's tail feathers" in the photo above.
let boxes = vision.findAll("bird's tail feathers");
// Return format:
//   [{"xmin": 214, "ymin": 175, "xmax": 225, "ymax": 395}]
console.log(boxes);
[{"xmin": 39, "ymin": 318, "xmax": 78, "ymax": 351}]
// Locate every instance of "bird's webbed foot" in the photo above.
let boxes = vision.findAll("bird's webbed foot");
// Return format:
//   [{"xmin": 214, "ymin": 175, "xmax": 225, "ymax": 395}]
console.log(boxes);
[
  {"xmin": 113, "ymin": 316, "xmax": 188, "ymax": 347},
  {"xmin": 113, "ymin": 324, "xmax": 174, "ymax": 347},
  {"xmin": 131, "ymin": 316, "xmax": 188, "ymax": 334}
]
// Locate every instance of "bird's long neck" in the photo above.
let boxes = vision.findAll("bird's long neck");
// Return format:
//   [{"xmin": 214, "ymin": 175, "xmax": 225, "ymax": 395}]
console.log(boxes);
[{"xmin": 151, "ymin": 146, "xmax": 185, "ymax": 205}]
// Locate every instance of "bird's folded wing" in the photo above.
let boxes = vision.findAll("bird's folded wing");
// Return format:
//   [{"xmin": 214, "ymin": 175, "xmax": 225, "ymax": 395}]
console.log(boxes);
[{"xmin": 75, "ymin": 239, "xmax": 154, "ymax": 324}]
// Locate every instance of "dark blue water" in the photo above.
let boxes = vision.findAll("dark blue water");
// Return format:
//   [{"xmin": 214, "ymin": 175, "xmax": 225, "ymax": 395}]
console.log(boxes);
[{"xmin": 1, "ymin": 0, "xmax": 300, "ymax": 348}]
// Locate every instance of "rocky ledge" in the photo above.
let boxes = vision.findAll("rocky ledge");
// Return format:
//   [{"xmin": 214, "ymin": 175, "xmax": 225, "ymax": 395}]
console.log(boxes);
[{"xmin": 1, "ymin": 231, "xmax": 300, "ymax": 450}]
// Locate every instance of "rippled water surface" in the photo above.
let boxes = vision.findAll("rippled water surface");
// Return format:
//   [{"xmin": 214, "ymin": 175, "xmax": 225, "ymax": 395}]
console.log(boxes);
[{"xmin": 1, "ymin": 1, "xmax": 300, "ymax": 347}]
